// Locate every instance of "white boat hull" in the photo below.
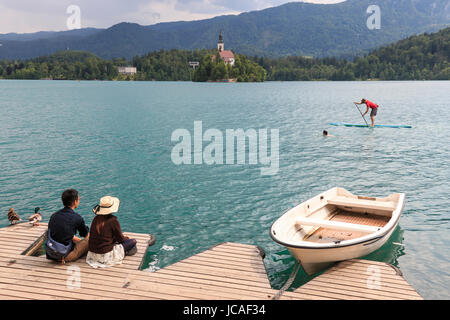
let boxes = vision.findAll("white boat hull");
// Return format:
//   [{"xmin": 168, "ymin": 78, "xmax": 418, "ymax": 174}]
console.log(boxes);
[
  {"xmin": 270, "ymin": 187, "xmax": 405, "ymax": 275},
  {"xmin": 287, "ymin": 223, "xmax": 397, "ymax": 275}
]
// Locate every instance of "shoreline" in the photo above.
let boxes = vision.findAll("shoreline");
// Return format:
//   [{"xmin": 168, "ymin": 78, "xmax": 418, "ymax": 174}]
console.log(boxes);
[{"xmin": 1, "ymin": 78, "xmax": 449, "ymax": 82}]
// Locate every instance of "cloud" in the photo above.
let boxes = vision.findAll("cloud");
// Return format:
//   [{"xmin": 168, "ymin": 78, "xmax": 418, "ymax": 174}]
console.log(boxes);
[
  {"xmin": 210, "ymin": 0, "xmax": 289, "ymax": 12},
  {"xmin": 0, "ymin": 0, "xmax": 346, "ymax": 33},
  {"xmin": 140, "ymin": 0, "xmax": 239, "ymax": 20}
]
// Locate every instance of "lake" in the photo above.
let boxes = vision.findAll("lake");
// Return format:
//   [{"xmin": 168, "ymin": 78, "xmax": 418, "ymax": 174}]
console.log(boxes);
[{"xmin": 0, "ymin": 80, "xmax": 448, "ymax": 299}]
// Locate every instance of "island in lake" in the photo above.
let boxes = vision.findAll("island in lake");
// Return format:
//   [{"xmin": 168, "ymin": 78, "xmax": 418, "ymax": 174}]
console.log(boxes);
[{"xmin": 0, "ymin": 27, "xmax": 448, "ymax": 82}]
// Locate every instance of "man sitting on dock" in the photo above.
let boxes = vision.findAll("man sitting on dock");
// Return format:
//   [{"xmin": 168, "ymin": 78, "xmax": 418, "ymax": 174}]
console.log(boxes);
[{"xmin": 46, "ymin": 189, "xmax": 90, "ymax": 263}]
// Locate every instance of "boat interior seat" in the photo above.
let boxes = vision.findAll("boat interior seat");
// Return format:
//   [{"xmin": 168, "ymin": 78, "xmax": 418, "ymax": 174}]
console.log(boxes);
[
  {"xmin": 295, "ymin": 217, "xmax": 381, "ymax": 233},
  {"xmin": 327, "ymin": 196, "xmax": 396, "ymax": 212}
]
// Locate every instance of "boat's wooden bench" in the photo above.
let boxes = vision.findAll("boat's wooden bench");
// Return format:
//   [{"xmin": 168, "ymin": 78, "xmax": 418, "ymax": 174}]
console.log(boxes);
[
  {"xmin": 327, "ymin": 196, "xmax": 396, "ymax": 212},
  {"xmin": 296, "ymin": 217, "xmax": 381, "ymax": 233}
]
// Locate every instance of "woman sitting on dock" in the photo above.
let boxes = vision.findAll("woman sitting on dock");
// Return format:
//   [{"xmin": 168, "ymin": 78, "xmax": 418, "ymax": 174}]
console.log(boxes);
[{"xmin": 86, "ymin": 196, "xmax": 137, "ymax": 268}]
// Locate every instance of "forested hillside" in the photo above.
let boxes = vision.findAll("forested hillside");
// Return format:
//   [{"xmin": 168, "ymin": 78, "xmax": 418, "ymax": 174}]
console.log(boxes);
[{"xmin": 0, "ymin": 28, "xmax": 448, "ymax": 81}]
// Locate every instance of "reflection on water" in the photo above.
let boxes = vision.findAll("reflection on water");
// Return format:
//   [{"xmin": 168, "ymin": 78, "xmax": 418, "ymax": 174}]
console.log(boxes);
[{"xmin": 364, "ymin": 226, "xmax": 405, "ymax": 267}]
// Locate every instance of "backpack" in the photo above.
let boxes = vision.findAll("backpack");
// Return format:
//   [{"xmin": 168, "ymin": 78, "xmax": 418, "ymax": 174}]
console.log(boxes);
[{"xmin": 45, "ymin": 229, "xmax": 73, "ymax": 262}]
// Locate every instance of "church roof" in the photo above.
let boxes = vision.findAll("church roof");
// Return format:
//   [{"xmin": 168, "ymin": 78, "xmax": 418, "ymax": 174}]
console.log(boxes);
[{"xmin": 219, "ymin": 50, "xmax": 234, "ymax": 59}]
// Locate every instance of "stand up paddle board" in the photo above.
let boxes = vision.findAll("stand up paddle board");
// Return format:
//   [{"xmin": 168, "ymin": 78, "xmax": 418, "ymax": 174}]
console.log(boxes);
[{"xmin": 330, "ymin": 122, "xmax": 412, "ymax": 128}]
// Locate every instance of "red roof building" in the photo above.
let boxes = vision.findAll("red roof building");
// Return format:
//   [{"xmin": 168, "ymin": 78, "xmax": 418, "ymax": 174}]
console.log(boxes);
[
  {"xmin": 215, "ymin": 31, "xmax": 235, "ymax": 66},
  {"xmin": 219, "ymin": 50, "xmax": 235, "ymax": 65}
]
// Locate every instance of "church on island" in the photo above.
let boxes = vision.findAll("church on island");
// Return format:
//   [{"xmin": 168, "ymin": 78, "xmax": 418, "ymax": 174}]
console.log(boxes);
[
  {"xmin": 193, "ymin": 30, "xmax": 266, "ymax": 82},
  {"xmin": 214, "ymin": 31, "xmax": 235, "ymax": 66}
]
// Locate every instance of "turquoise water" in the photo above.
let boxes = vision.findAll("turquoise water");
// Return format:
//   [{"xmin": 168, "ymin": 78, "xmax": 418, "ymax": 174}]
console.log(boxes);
[{"xmin": 0, "ymin": 80, "xmax": 449, "ymax": 299}]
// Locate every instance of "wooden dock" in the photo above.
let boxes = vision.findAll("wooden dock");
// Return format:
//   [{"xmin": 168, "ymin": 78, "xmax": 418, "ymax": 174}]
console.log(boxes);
[
  {"xmin": 280, "ymin": 259, "xmax": 423, "ymax": 300},
  {"xmin": 0, "ymin": 223, "xmax": 422, "ymax": 300}
]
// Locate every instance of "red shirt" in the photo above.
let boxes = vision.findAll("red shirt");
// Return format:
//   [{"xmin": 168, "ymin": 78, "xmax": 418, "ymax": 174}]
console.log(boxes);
[{"xmin": 365, "ymin": 100, "xmax": 378, "ymax": 109}]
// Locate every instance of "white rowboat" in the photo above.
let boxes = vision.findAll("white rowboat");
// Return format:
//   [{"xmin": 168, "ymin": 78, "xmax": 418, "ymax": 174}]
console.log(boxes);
[{"xmin": 270, "ymin": 187, "xmax": 405, "ymax": 275}]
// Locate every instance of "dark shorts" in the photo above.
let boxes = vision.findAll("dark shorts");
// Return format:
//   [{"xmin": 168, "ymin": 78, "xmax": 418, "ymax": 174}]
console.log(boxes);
[
  {"xmin": 370, "ymin": 108, "xmax": 378, "ymax": 117},
  {"xmin": 121, "ymin": 238, "xmax": 137, "ymax": 252}
]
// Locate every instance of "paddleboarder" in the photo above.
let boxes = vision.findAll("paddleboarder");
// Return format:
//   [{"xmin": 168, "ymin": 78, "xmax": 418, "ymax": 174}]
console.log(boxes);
[{"xmin": 354, "ymin": 99, "xmax": 379, "ymax": 127}]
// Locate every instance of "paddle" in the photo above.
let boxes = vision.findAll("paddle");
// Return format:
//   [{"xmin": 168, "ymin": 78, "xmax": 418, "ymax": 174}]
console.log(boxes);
[{"xmin": 354, "ymin": 102, "xmax": 369, "ymax": 127}]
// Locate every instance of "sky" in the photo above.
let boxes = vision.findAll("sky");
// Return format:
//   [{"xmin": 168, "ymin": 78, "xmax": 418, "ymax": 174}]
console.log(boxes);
[{"xmin": 0, "ymin": 0, "xmax": 346, "ymax": 34}]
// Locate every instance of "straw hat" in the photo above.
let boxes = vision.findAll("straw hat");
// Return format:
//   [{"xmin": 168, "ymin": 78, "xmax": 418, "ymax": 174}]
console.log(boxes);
[{"xmin": 93, "ymin": 196, "xmax": 120, "ymax": 215}]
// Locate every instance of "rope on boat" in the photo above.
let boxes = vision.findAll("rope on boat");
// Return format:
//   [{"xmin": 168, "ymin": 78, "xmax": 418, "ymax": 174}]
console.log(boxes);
[{"xmin": 272, "ymin": 261, "xmax": 301, "ymax": 300}]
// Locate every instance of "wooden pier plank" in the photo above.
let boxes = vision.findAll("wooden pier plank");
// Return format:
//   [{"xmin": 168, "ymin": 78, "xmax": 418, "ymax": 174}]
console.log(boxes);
[
  {"xmin": 0, "ymin": 225, "xmax": 276, "ymax": 300},
  {"xmin": 306, "ymin": 277, "xmax": 422, "ymax": 299},
  {"xmin": 0, "ymin": 224, "xmax": 423, "ymax": 300},
  {"xmin": 141, "ymin": 242, "xmax": 275, "ymax": 300},
  {"xmin": 139, "ymin": 269, "xmax": 275, "ymax": 297},
  {"xmin": 292, "ymin": 259, "xmax": 423, "ymax": 300}
]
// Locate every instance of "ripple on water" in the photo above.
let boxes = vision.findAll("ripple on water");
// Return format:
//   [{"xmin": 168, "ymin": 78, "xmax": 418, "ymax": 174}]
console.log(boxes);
[{"xmin": 0, "ymin": 81, "xmax": 449, "ymax": 299}]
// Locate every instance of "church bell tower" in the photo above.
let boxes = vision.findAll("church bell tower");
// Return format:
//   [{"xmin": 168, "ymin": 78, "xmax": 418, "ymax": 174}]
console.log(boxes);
[{"xmin": 217, "ymin": 30, "xmax": 224, "ymax": 52}]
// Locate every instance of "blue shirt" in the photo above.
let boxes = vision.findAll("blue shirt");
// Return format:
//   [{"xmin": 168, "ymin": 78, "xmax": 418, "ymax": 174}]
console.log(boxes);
[{"xmin": 48, "ymin": 207, "xmax": 89, "ymax": 246}]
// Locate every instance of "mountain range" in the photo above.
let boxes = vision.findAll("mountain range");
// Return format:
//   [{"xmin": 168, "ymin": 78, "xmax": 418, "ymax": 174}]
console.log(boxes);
[
  {"xmin": 1, "ymin": 27, "xmax": 448, "ymax": 81},
  {"xmin": 0, "ymin": 0, "xmax": 448, "ymax": 60}
]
